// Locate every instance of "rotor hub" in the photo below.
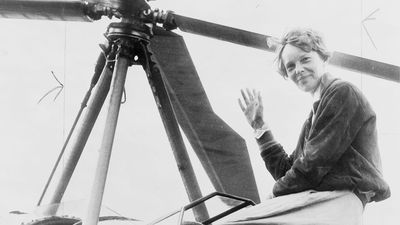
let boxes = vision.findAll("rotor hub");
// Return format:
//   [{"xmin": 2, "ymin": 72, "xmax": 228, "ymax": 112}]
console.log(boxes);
[{"xmin": 105, "ymin": 21, "xmax": 152, "ymax": 41}]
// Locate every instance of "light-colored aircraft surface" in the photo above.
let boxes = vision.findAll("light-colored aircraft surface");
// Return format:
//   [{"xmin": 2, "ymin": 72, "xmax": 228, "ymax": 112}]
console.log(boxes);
[{"xmin": 0, "ymin": 0, "xmax": 398, "ymax": 224}]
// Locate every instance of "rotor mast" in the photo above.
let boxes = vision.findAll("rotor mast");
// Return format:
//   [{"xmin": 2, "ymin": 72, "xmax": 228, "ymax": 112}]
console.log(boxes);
[
  {"xmin": 84, "ymin": 17, "xmax": 209, "ymax": 224},
  {"xmin": 34, "ymin": 7, "xmax": 210, "ymax": 223}
]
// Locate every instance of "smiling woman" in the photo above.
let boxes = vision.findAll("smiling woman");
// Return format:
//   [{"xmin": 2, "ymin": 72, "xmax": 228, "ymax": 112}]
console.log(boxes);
[
  {"xmin": 237, "ymin": 27, "xmax": 391, "ymax": 224},
  {"xmin": 281, "ymin": 45, "xmax": 326, "ymax": 93},
  {"xmin": 276, "ymin": 29, "xmax": 330, "ymax": 94}
]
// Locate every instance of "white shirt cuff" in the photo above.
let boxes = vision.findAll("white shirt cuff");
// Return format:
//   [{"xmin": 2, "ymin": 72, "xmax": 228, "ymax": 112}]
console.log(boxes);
[{"xmin": 254, "ymin": 125, "xmax": 270, "ymax": 139}]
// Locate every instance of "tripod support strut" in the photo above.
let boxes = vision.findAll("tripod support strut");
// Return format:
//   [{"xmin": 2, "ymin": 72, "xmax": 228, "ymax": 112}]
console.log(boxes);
[
  {"xmin": 84, "ymin": 40, "xmax": 133, "ymax": 225},
  {"xmin": 47, "ymin": 58, "xmax": 114, "ymax": 212},
  {"xmin": 143, "ymin": 42, "xmax": 209, "ymax": 222}
]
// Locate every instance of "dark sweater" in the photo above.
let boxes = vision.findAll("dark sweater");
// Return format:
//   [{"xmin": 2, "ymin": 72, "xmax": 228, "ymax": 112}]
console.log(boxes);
[{"xmin": 257, "ymin": 73, "xmax": 390, "ymax": 205}]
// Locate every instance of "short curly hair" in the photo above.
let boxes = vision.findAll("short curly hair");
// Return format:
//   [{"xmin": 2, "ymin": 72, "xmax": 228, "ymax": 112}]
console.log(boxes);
[{"xmin": 275, "ymin": 28, "xmax": 332, "ymax": 78}]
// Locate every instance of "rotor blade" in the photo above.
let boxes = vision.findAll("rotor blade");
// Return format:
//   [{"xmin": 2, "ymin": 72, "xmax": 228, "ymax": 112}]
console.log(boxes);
[
  {"xmin": 172, "ymin": 13, "xmax": 273, "ymax": 52},
  {"xmin": 0, "ymin": 0, "xmax": 150, "ymax": 21},
  {"xmin": 330, "ymin": 51, "xmax": 400, "ymax": 83},
  {"xmin": 148, "ymin": 28, "xmax": 260, "ymax": 203},
  {"xmin": 170, "ymin": 13, "xmax": 400, "ymax": 83},
  {"xmin": 0, "ymin": 0, "xmax": 91, "ymax": 21}
]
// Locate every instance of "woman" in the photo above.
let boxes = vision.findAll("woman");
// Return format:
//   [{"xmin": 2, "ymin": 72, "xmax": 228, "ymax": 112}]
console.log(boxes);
[{"xmin": 234, "ymin": 28, "xmax": 390, "ymax": 224}]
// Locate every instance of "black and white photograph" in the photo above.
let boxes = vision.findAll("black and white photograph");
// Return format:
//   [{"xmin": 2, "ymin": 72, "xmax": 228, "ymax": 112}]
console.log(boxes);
[{"xmin": 0, "ymin": 0, "xmax": 398, "ymax": 224}]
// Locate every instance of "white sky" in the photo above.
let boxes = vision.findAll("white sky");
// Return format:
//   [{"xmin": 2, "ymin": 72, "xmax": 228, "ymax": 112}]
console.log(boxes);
[{"xmin": 0, "ymin": 0, "xmax": 399, "ymax": 224}]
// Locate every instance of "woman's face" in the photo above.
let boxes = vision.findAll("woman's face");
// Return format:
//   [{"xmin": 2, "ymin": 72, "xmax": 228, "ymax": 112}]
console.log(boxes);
[{"xmin": 281, "ymin": 44, "xmax": 326, "ymax": 94}]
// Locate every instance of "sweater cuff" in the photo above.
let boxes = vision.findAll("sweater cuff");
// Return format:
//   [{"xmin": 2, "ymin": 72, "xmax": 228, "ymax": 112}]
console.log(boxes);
[{"xmin": 256, "ymin": 130, "xmax": 279, "ymax": 151}]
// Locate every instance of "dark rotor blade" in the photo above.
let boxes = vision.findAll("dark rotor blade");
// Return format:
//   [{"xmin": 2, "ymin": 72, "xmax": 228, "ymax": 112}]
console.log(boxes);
[
  {"xmin": 0, "ymin": 0, "xmax": 150, "ymax": 21},
  {"xmin": 0, "ymin": 0, "xmax": 91, "ymax": 21},
  {"xmin": 172, "ymin": 13, "xmax": 273, "ymax": 52},
  {"xmin": 171, "ymin": 13, "xmax": 400, "ymax": 83},
  {"xmin": 330, "ymin": 51, "xmax": 400, "ymax": 83},
  {"xmin": 148, "ymin": 28, "xmax": 260, "ymax": 203}
]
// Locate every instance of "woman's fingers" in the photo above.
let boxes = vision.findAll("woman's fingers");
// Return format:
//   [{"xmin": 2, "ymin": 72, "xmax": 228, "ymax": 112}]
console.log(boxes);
[
  {"xmin": 257, "ymin": 90, "xmax": 262, "ymax": 103},
  {"xmin": 246, "ymin": 88, "xmax": 254, "ymax": 101},
  {"xmin": 238, "ymin": 98, "xmax": 246, "ymax": 112},
  {"xmin": 241, "ymin": 89, "xmax": 250, "ymax": 105},
  {"xmin": 240, "ymin": 88, "xmax": 262, "ymax": 111},
  {"xmin": 252, "ymin": 89, "xmax": 257, "ymax": 98}
]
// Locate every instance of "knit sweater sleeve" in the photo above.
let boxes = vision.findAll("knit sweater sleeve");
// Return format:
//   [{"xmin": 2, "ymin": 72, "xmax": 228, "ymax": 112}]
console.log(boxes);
[{"xmin": 257, "ymin": 130, "xmax": 295, "ymax": 180}]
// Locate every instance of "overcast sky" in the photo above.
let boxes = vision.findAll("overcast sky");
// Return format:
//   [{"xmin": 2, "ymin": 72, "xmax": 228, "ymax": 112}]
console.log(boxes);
[{"xmin": 0, "ymin": 0, "xmax": 399, "ymax": 224}]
